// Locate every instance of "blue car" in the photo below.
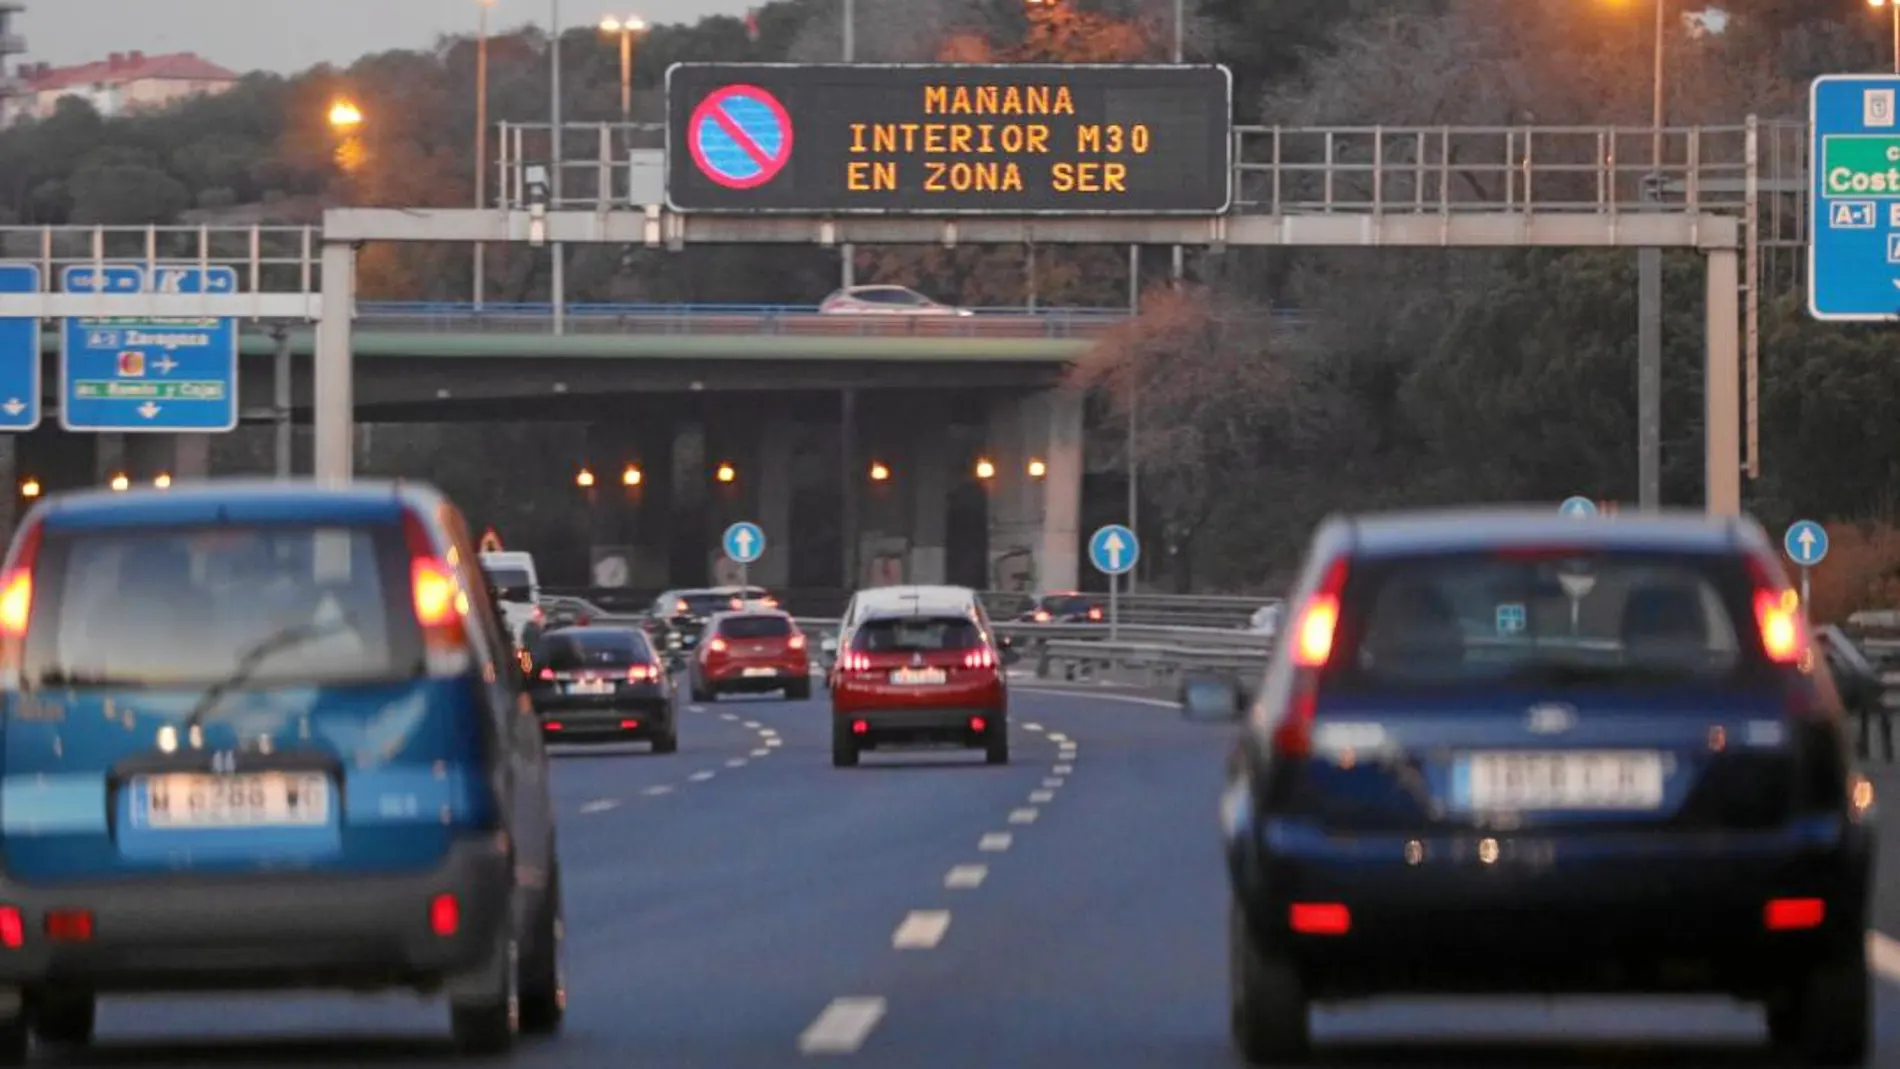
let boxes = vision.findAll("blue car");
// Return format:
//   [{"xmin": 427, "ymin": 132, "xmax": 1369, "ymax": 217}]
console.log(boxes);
[
  {"xmin": 1223, "ymin": 509, "xmax": 1874, "ymax": 1066},
  {"xmin": 0, "ymin": 480, "xmax": 564, "ymax": 1059}
]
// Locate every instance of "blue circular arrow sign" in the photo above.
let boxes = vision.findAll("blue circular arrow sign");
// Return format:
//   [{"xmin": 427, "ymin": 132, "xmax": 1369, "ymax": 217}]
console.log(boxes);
[
  {"xmin": 722, "ymin": 521, "xmax": 765, "ymax": 564},
  {"xmin": 1784, "ymin": 519, "xmax": 1829, "ymax": 567},
  {"xmin": 1559, "ymin": 496, "xmax": 1599, "ymax": 519},
  {"xmin": 1088, "ymin": 524, "xmax": 1139, "ymax": 576}
]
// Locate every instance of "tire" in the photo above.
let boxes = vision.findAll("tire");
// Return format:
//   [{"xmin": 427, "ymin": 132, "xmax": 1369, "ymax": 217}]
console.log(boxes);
[
  {"xmin": 0, "ymin": 1015, "xmax": 25, "ymax": 1066},
  {"xmin": 690, "ymin": 677, "xmax": 713, "ymax": 703},
  {"xmin": 831, "ymin": 721, "xmax": 859, "ymax": 768},
  {"xmin": 31, "ymin": 990, "xmax": 93, "ymax": 1048},
  {"xmin": 450, "ymin": 935, "xmax": 520, "ymax": 1056},
  {"xmin": 1769, "ymin": 944, "xmax": 1870, "ymax": 1066},
  {"xmin": 984, "ymin": 720, "xmax": 1011, "ymax": 765},
  {"xmin": 1229, "ymin": 898, "xmax": 1310, "ymax": 1066},
  {"xmin": 519, "ymin": 866, "xmax": 566, "ymax": 1036},
  {"xmin": 786, "ymin": 678, "xmax": 812, "ymax": 701},
  {"xmin": 651, "ymin": 723, "xmax": 679, "ymax": 754}
]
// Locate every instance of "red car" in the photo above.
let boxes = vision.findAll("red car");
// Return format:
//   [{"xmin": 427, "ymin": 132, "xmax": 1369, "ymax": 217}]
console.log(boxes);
[
  {"xmin": 689, "ymin": 610, "xmax": 812, "ymax": 702},
  {"xmin": 830, "ymin": 606, "xmax": 1009, "ymax": 767}
]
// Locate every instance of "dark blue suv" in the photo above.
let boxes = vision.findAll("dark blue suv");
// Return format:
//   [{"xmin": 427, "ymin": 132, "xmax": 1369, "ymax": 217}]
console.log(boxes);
[
  {"xmin": 0, "ymin": 480, "xmax": 564, "ymax": 1060},
  {"xmin": 1224, "ymin": 509, "xmax": 1874, "ymax": 1066}
]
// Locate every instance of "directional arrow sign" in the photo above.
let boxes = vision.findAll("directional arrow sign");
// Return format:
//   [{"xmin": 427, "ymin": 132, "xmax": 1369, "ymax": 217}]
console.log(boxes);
[
  {"xmin": 0, "ymin": 264, "xmax": 42, "ymax": 432},
  {"xmin": 1559, "ymin": 496, "xmax": 1599, "ymax": 519},
  {"xmin": 1784, "ymin": 519, "xmax": 1830, "ymax": 567},
  {"xmin": 723, "ymin": 521, "xmax": 765, "ymax": 564},
  {"xmin": 1089, "ymin": 524, "xmax": 1139, "ymax": 576}
]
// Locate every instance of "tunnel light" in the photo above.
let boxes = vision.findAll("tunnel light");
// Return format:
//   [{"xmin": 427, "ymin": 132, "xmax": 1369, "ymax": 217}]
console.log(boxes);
[
  {"xmin": 869, "ymin": 461, "xmax": 891, "ymax": 482},
  {"xmin": 153, "ymin": 473, "xmax": 172, "ymax": 489},
  {"xmin": 974, "ymin": 458, "xmax": 997, "ymax": 480},
  {"xmin": 576, "ymin": 467, "xmax": 596, "ymax": 488},
  {"xmin": 715, "ymin": 462, "xmax": 736, "ymax": 484},
  {"xmin": 622, "ymin": 464, "xmax": 643, "ymax": 487},
  {"xmin": 18, "ymin": 479, "xmax": 38, "ymax": 499},
  {"xmin": 108, "ymin": 473, "xmax": 130, "ymax": 492},
  {"xmin": 1026, "ymin": 458, "xmax": 1047, "ymax": 479}
]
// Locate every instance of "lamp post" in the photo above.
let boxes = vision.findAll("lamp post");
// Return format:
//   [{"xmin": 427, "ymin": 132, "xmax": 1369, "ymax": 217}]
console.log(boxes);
[
  {"xmin": 1628, "ymin": 0, "xmax": 1666, "ymax": 513},
  {"xmin": 474, "ymin": 0, "xmax": 495, "ymax": 309},
  {"xmin": 1873, "ymin": 0, "xmax": 1900, "ymax": 74},
  {"xmin": 599, "ymin": 15, "xmax": 647, "ymax": 122},
  {"xmin": 839, "ymin": 0, "xmax": 856, "ymax": 290},
  {"xmin": 550, "ymin": 0, "xmax": 566, "ymax": 335}
]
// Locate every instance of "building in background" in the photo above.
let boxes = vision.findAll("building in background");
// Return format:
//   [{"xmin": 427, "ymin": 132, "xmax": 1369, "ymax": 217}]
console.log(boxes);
[
  {"xmin": 0, "ymin": 2, "xmax": 26, "ymax": 115},
  {"xmin": 3, "ymin": 50, "xmax": 238, "ymax": 125}
]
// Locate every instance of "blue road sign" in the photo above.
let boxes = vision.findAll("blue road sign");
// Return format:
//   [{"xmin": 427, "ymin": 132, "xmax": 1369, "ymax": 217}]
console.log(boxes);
[
  {"xmin": 722, "ymin": 521, "xmax": 765, "ymax": 564},
  {"xmin": 1559, "ymin": 496, "xmax": 1599, "ymax": 519},
  {"xmin": 0, "ymin": 264, "xmax": 42, "ymax": 431},
  {"xmin": 1808, "ymin": 75, "xmax": 1900, "ymax": 320},
  {"xmin": 1088, "ymin": 524, "xmax": 1139, "ymax": 576},
  {"xmin": 59, "ymin": 264, "xmax": 239, "ymax": 432},
  {"xmin": 1784, "ymin": 519, "xmax": 1830, "ymax": 567},
  {"xmin": 686, "ymin": 84, "xmax": 793, "ymax": 190}
]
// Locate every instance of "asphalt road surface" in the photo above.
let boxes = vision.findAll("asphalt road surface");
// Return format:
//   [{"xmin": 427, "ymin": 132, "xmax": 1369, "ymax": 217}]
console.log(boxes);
[{"xmin": 41, "ymin": 683, "xmax": 1900, "ymax": 1067}]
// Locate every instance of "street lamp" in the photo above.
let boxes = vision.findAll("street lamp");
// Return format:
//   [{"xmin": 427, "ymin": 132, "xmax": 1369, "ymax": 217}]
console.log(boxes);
[
  {"xmin": 622, "ymin": 463, "xmax": 643, "ymax": 486},
  {"xmin": 17, "ymin": 478, "xmax": 38, "ymax": 499},
  {"xmin": 715, "ymin": 462, "xmax": 736, "ymax": 484},
  {"xmin": 868, "ymin": 461, "xmax": 890, "ymax": 482},
  {"xmin": 1026, "ymin": 458, "xmax": 1047, "ymax": 479},
  {"xmin": 474, "ymin": 0, "xmax": 497, "ymax": 308},
  {"xmin": 108, "ymin": 473, "xmax": 129, "ymax": 493},
  {"xmin": 153, "ymin": 473, "xmax": 172, "ymax": 489},
  {"xmin": 1874, "ymin": 0, "xmax": 1900, "ymax": 74},
  {"xmin": 327, "ymin": 100, "xmax": 363, "ymax": 129},
  {"xmin": 575, "ymin": 467, "xmax": 596, "ymax": 488},
  {"xmin": 598, "ymin": 14, "xmax": 647, "ymax": 123},
  {"xmin": 974, "ymin": 458, "xmax": 996, "ymax": 481}
]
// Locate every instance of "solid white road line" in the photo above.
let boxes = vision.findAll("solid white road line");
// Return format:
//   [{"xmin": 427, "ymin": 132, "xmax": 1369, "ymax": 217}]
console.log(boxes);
[
  {"xmin": 1028, "ymin": 789, "xmax": 1055, "ymax": 803},
  {"xmin": 1008, "ymin": 808, "xmax": 1039, "ymax": 824},
  {"xmin": 643, "ymin": 785, "xmax": 674, "ymax": 796},
  {"xmin": 891, "ymin": 910, "xmax": 951, "ymax": 949},
  {"xmin": 944, "ymin": 864, "xmax": 988, "ymax": 889},
  {"xmin": 798, "ymin": 996, "xmax": 887, "ymax": 1055},
  {"xmin": 578, "ymin": 798, "xmax": 620, "ymax": 814},
  {"xmin": 978, "ymin": 832, "xmax": 1013, "ymax": 852},
  {"xmin": 726, "ymin": 758, "xmax": 748, "ymax": 768},
  {"xmin": 689, "ymin": 770, "xmax": 716, "ymax": 782},
  {"xmin": 1870, "ymin": 931, "xmax": 1900, "ymax": 984}
]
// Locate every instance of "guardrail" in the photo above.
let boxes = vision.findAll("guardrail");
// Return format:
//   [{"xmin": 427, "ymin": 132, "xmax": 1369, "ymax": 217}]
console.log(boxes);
[{"xmin": 539, "ymin": 587, "xmax": 1279, "ymax": 630}]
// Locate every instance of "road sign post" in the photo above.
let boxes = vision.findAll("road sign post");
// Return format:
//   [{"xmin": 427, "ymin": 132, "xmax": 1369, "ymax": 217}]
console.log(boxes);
[
  {"xmin": 723, "ymin": 521, "xmax": 765, "ymax": 595},
  {"xmin": 59, "ymin": 264, "xmax": 240, "ymax": 432},
  {"xmin": 1784, "ymin": 519, "xmax": 1830, "ymax": 614},
  {"xmin": 1809, "ymin": 76, "xmax": 1900, "ymax": 320},
  {"xmin": 0, "ymin": 265, "xmax": 42, "ymax": 431},
  {"xmin": 1559, "ymin": 496, "xmax": 1599, "ymax": 519},
  {"xmin": 1088, "ymin": 524, "xmax": 1139, "ymax": 641}
]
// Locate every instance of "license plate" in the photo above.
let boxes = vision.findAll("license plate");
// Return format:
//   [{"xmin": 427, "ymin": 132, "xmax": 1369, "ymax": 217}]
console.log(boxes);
[
  {"xmin": 890, "ymin": 668, "xmax": 947, "ymax": 685},
  {"xmin": 137, "ymin": 772, "xmax": 331, "ymax": 829},
  {"xmin": 1457, "ymin": 751, "xmax": 1665, "ymax": 811},
  {"xmin": 566, "ymin": 679, "xmax": 613, "ymax": 695},
  {"xmin": 742, "ymin": 667, "xmax": 779, "ymax": 677}
]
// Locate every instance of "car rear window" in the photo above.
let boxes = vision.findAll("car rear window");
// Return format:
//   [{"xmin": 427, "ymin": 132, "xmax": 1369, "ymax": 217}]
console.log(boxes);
[
  {"xmin": 1040, "ymin": 595, "xmax": 1092, "ymax": 614},
  {"xmin": 853, "ymin": 615, "xmax": 982, "ymax": 652},
  {"xmin": 24, "ymin": 523, "xmax": 417, "ymax": 688},
  {"xmin": 484, "ymin": 566, "xmax": 533, "ymax": 599},
  {"xmin": 537, "ymin": 630, "xmax": 649, "ymax": 669},
  {"xmin": 719, "ymin": 615, "xmax": 792, "ymax": 639},
  {"xmin": 676, "ymin": 593, "xmax": 736, "ymax": 616},
  {"xmin": 1329, "ymin": 552, "xmax": 1751, "ymax": 689}
]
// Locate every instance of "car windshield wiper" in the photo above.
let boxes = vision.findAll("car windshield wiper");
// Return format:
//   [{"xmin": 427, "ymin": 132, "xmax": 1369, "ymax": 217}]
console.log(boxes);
[
  {"xmin": 181, "ymin": 616, "xmax": 355, "ymax": 732},
  {"xmin": 31, "ymin": 668, "xmax": 147, "ymax": 689}
]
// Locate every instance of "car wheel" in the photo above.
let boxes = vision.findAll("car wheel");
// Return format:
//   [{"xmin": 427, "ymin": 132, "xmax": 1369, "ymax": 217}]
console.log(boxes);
[
  {"xmin": 0, "ymin": 1014, "xmax": 25, "ymax": 1066},
  {"xmin": 652, "ymin": 724, "xmax": 679, "ymax": 754},
  {"xmin": 786, "ymin": 678, "xmax": 812, "ymax": 701},
  {"xmin": 691, "ymin": 677, "xmax": 714, "ymax": 703},
  {"xmin": 1229, "ymin": 898, "xmax": 1310, "ymax": 1065},
  {"xmin": 30, "ymin": 990, "xmax": 93, "ymax": 1047},
  {"xmin": 831, "ymin": 721, "xmax": 859, "ymax": 768},
  {"xmin": 450, "ymin": 934, "xmax": 520, "ymax": 1056},
  {"xmin": 1769, "ymin": 943, "xmax": 1869, "ymax": 1066},
  {"xmin": 519, "ymin": 865, "xmax": 566, "ymax": 1036},
  {"xmin": 984, "ymin": 720, "xmax": 1010, "ymax": 765}
]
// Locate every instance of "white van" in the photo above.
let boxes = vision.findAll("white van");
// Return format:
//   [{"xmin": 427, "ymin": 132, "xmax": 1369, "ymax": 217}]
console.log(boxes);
[{"xmin": 479, "ymin": 551, "xmax": 540, "ymax": 643}]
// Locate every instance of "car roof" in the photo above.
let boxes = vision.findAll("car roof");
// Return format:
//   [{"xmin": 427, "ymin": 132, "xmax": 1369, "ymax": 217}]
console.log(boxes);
[
  {"xmin": 853, "ymin": 585, "xmax": 978, "ymax": 605},
  {"xmin": 1328, "ymin": 507, "xmax": 1766, "ymax": 559},
  {"xmin": 709, "ymin": 609, "xmax": 791, "ymax": 622},
  {"xmin": 29, "ymin": 478, "xmax": 441, "ymax": 532},
  {"xmin": 858, "ymin": 603, "xmax": 981, "ymax": 624},
  {"xmin": 543, "ymin": 625, "xmax": 643, "ymax": 639}
]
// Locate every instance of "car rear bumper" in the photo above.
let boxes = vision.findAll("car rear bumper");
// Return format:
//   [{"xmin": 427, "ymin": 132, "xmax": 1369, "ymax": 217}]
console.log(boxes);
[
  {"xmin": 539, "ymin": 696, "xmax": 671, "ymax": 739},
  {"xmin": 705, "ymin": 664, "xmax": 807, "ymax": 691},
  {"xmin": 839, "ymin": 706, "xmax": 1002, "ymax": 748},
  {"xmin": 1235, "ymin": 815, "xmax": 1873, "ymax": 997},
  {"xmin": 0, "ymin": 834, "xmax": 512, "ymax": 994}
]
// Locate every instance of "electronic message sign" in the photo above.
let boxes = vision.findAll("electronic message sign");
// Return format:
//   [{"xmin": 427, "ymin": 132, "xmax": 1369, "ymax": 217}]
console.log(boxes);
[{"xmin": 664, "ymin": 63, "xmax": 1233, "ymax": 215}]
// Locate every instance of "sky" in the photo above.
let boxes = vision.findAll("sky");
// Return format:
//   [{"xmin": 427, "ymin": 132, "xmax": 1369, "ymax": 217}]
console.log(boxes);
[{"xmin": 19, "ymin": 0, "xmax": 755, "ymax": 74}]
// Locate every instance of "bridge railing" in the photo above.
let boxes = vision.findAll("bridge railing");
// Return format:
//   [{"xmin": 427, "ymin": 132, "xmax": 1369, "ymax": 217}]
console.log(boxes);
[{"xmin": 348, "ymin": 301, "xmax": 1137, "ymax": 337}]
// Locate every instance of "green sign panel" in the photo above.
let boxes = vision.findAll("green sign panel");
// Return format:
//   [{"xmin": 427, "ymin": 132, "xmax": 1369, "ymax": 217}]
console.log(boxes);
[
  {"xmin": 1820, "ymin": 135, "xmax": 1900, "ymax": 197},
  {"xmin": 71, "ymin": 380, "xmax": 229, "ymax": 401}
]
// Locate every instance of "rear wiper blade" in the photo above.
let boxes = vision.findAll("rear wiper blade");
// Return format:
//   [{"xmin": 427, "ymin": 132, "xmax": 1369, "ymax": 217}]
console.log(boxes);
[{"xmin": 181, "ymin": 616, "xmax": 355, "ymax": 731}]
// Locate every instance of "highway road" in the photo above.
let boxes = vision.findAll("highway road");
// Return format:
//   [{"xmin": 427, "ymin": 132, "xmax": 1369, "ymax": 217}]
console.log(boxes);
[{"xmin": 45, "ymin": 684, "xmax": 1900, "ymax": 1067}]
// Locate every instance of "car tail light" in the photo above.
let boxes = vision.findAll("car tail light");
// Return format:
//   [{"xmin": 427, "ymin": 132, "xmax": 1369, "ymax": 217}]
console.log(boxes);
[
  {"xmin": 0, "ymin": 520, "xmax": 42, "ymax": 684},
  {"xmin": 0, "ymin": 907, "xmax": 21, "ymax": 949},
  {"xmin": 539, "ymin": 668, "xmax": 555, "ymax": 681},
  {"xmin": 1272, "ymin": 682, "xmax": 1319, "ymax": 759},
  {"xmin": 544, "ymin": 721, "xmax": 564, "ymax": 731},
  {"xmin": 788, "ymin": 633, "xmax": 807, "ymax": 650},
  {"xmin": 1754, "ymin": 587, "xmax": 1803, "ymax": 664},
  {"xmin": 1764, "ymin": 897, "xmax": 1825, "ymax": 931},
  {"xmin": 626, "ymin": 664, "xmax": 656, "ymax": 682},
  {"xmin": 707, "ymin": 637, "xmax": 728, "ymax": 654},
  {"xmin": 1033, "ymin": 610, "xmax": 1051, "ymax": 623},
  {"xmin": 852, "ymin": 719, "xmax": 868, "ymax": 734},
  {"xmin": 963, "ymin": 647, "xmax": 995, "ymax": 669},
  {"xmin": 839, "ymin": 651, "xmax": 873, "ymax": 673},
  {"xmin": 1087, "ymin": 606, "xmax": 1103, "ymax": 621},
  {"xmin": 532, "ymin": 607, "xmax": 544, "ymax": 623},
  {"xmin": 430, "ymin": 893, "xmax": 460, "ymax": 937},
  {"xmin": 44, "ymin": 909, "xmax": 91, "ymax": 942},
  {"xmin": 1292, "ymin": 591, "xmax": 1341, "ymax": 667},
  {"xmin": 576, "ymin": 614, "xmax": 591, "ymax": 626},
  {"xmin": 729, "ymin": 597, "xmax": 742, "ymax": 610},
  {"xmin": 1288, "ymin": 902, "xmax": 1350, "ymax": 936},
  {"xmin": 969, "ymin": 716, "xmax": 987, "ymax": 732},
  {"xmin": 675, "ymin": 599, "xmax": 689, "ymax": 614},
  {"xmin": 620, "ymin": 719, "xmax": 640, "ymax": 729},
  {"xmin": 403, "ymin": 513, "xmax": 470, "ymax": 676}
]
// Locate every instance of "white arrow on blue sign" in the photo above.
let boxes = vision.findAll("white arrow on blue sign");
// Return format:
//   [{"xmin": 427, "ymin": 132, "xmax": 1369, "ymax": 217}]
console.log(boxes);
[
  {"xmin": 722, "ymin": 521, "xmax": 765, "ymax": 564},
  {"xmin": 1559, "ymin": 496, "xmax": 1599, "ymax": 519},
  {"xmin": 1784, "ymin": 519, "xmax": 1829, "ymax": 567},
  {"xmin": 1088, "ymin": 524, "xmax": 1139, "ymax": 576},
  {"xmin": 0, "ymin": 264, "xmax": 43, "ymax": 432}
]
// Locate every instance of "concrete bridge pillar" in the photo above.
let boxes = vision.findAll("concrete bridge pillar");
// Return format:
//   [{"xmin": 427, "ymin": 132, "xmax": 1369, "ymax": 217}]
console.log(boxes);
[
  {"xmin": 908, "ymin": 418, "xmax": 950, "ymax": 586},
  {"xmin": 583, "ymin": 418, "xmax": 673, "ymax": 590},
  {"xmin": 752, "ymin": 416, "xmax": 794, "ymax": 589},
  {"xmin": 984, "ymin": 389, "xmax": 1082, "ymax": 593},
  {"xmin": 122, "ymin": 435, "xmax": 211, "ymax": 486}
]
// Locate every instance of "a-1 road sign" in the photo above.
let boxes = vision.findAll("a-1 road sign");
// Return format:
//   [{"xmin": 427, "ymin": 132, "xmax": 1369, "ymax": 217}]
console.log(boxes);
[
  {"xmin": 1089, "ymin": 524, "xmax": 1139, "ymax": 576},
  {"xmin": 723, "ymin": 521, "xmax": 765, "ymax": 564},
  {"xmin": 0, "ymin": 264, "xmax": 42, "ymax": 431},
  {"xmin": 1808, "ymin": 75, "xmax": 1900, "ymax": 320},
  {"xmin": 59, "ymin": 264, "xmax": 240, "ymax": 432},
  {"xmin": 1784, "ymin": 519, "xmax": 1829, "ymax": 567}
]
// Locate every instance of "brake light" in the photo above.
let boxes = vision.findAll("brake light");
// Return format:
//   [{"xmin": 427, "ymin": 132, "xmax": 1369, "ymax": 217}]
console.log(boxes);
[
  {"xmin": 1288, "ymin": 902, "xmax": 1350, "ymax": 936},
  {"xmin": 626, "ymin": 664, "xmax": 655, "ymax": 682},
  {"xmin": 963, "ymin": 647, "xmax": 995, "ymax": 669},
  {"xmin": 789, "ymin": 633, "xmax": 806, "ymax": 650},
  {"xmin": 1087, "ymin": 606, "xmax": 1103, "ymax": 621},
  {"xmin": 762, "ymin": 597, "xmax": 779, "ymax": 608},
  {"xmin": 969, "ymin": 716, "xmax": 986, "ymax": 732},
  {"xmin": 707, "ymin": 637, "xmax": 728, "ymax": 654},
  {"xmin": 405, "ymin": 513, "xmax": 471, "ymax": 676},
  {"xmin": 620, "ymin": 718, "xmax": 640, "ymax": 729},
  {"xmin": 0, "ymin": 521, "xmax": 42, "ymax": 684},
  {"xmin": 545, "ymin": 720, "xmax": 564, "ymax": 731},
  {"xmin": 675, "ymin": 599, "xmax": 689, "ymax": 614},
  {"xmin": 0, "ymin": 907, "xmax": 21, "ymax": 949},
  {"xmin": 539, "ymin": 668, "xmax": 554, "ymax": 681},
  {"xmin": 1291, "ymin": 558, "xmax": 1349, "ymax": 668},
  {"xmin": 44, "ymin": 909, "xmax": 91, "ymax": 942},
  {"xmin": 1033, "ymin": 610, "xmax": 1051, "ymax": 622},
  {"xmin": 852, "ymin": 719, "xmax": 868, "ymax": 734},
  {"xmin": 429, "ymin": 893, "xmax": 460, "ymax": 937},
  {"xmin": 532, "ymin": 607, "xmax": 544, "ymax": 623},
  {"xmin": 0, "ymin": 570, "xmax": 28, "ymax": 639},
  {"xmin": 1754, "ymin": 587, "xmax": 1803, "ymax": 664},
  {"xmin": 729, "ymin": 597, "xmax": 742, "ymax": 610},
  {"xmin": 1764, "ymin": 897, "xmax": 1825, "ymax": 931},
  {"xmin": 839, "ymin": 651, "xmax": 873, "ymax": 673},
  {"xmin": 1272, "ymin": 681, "xmax": 1318, "ymax": 759}
]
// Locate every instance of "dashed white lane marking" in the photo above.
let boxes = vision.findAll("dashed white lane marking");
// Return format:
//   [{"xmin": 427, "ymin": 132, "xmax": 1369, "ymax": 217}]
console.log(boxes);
[
  {"xmin": 643, "ymin": 785, "xmax": 674, "ymax": 796},
  {"xmin": 1058, "ymin": 746, "xmax": 1078, "ymax": 757},
  {"xmin": 1054, "ymin": 763, "xmax": 1074, "ymax": 774},
  {"xmin": 798, "ymin": 996, "xmax": 887, "ymax": 1055},
  {"xmin": 945, "ymin": 864, "xmax": 988, "ymax": 889},
  {"xmin": 978, "ymin": 832, "xmax": 1012, "ymax": 852},
  {"xmin": 689, "ymin": 770, "xmax": 716, "ymax": 782},
  {"xmin": 1008, "ymin": 807, "xmax": 1039, "ymax": 824},
  {"xmin": 1028, "ymin": 789, "xmax": 1055, "ymax": 803},
  {"xmin": 726, "ymin": 758, "xmax": 748, "ymax": 768},
  {"xmin": 759, "ymin": 727, "xmax": 779, "ymax": 737},
  {"xmin": 1043, "ymin": 777, "xmax": 1064, "ymax": 788},
  {"xmin": 752, "ymin": 747, "xmax": 772, "ymax": 757},
  {"xmin": 1046, "ymin": 732, "xmax": 1069, "ymax": 743},
  {"xmin": 1023, "ymin": 722, "xmax": 1044, "ymax": 732},
  {"xmin": 688, "ymin": 704, "xmax": 705, "ymax": 713},
  {"xmin": 891, "ymin": 910, "xmax": 952, "ymax": 949},
  {"xmin": 578, "ymin": 798, "xmax": 619, "ymax": 814},
  {"xmin": 720, "ymin": 712, "xmax": 739, "ymax": 721},
  {"xmin": 744, "ymin": 720, "xmax": 764, "ymax": 729},
  {"xmin": 1871, "ymin": 931, "xmax": 1900, "ymax": 983},
  {"xmin": 766, "ymin": 738, "xmax": 783, "ymax": 747}
]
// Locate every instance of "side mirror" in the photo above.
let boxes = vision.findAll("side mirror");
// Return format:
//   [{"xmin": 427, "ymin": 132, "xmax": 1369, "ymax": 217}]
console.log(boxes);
[{"xmin": 1180, "ymin": 671, "xmax": 1245, "ymax": 723}]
